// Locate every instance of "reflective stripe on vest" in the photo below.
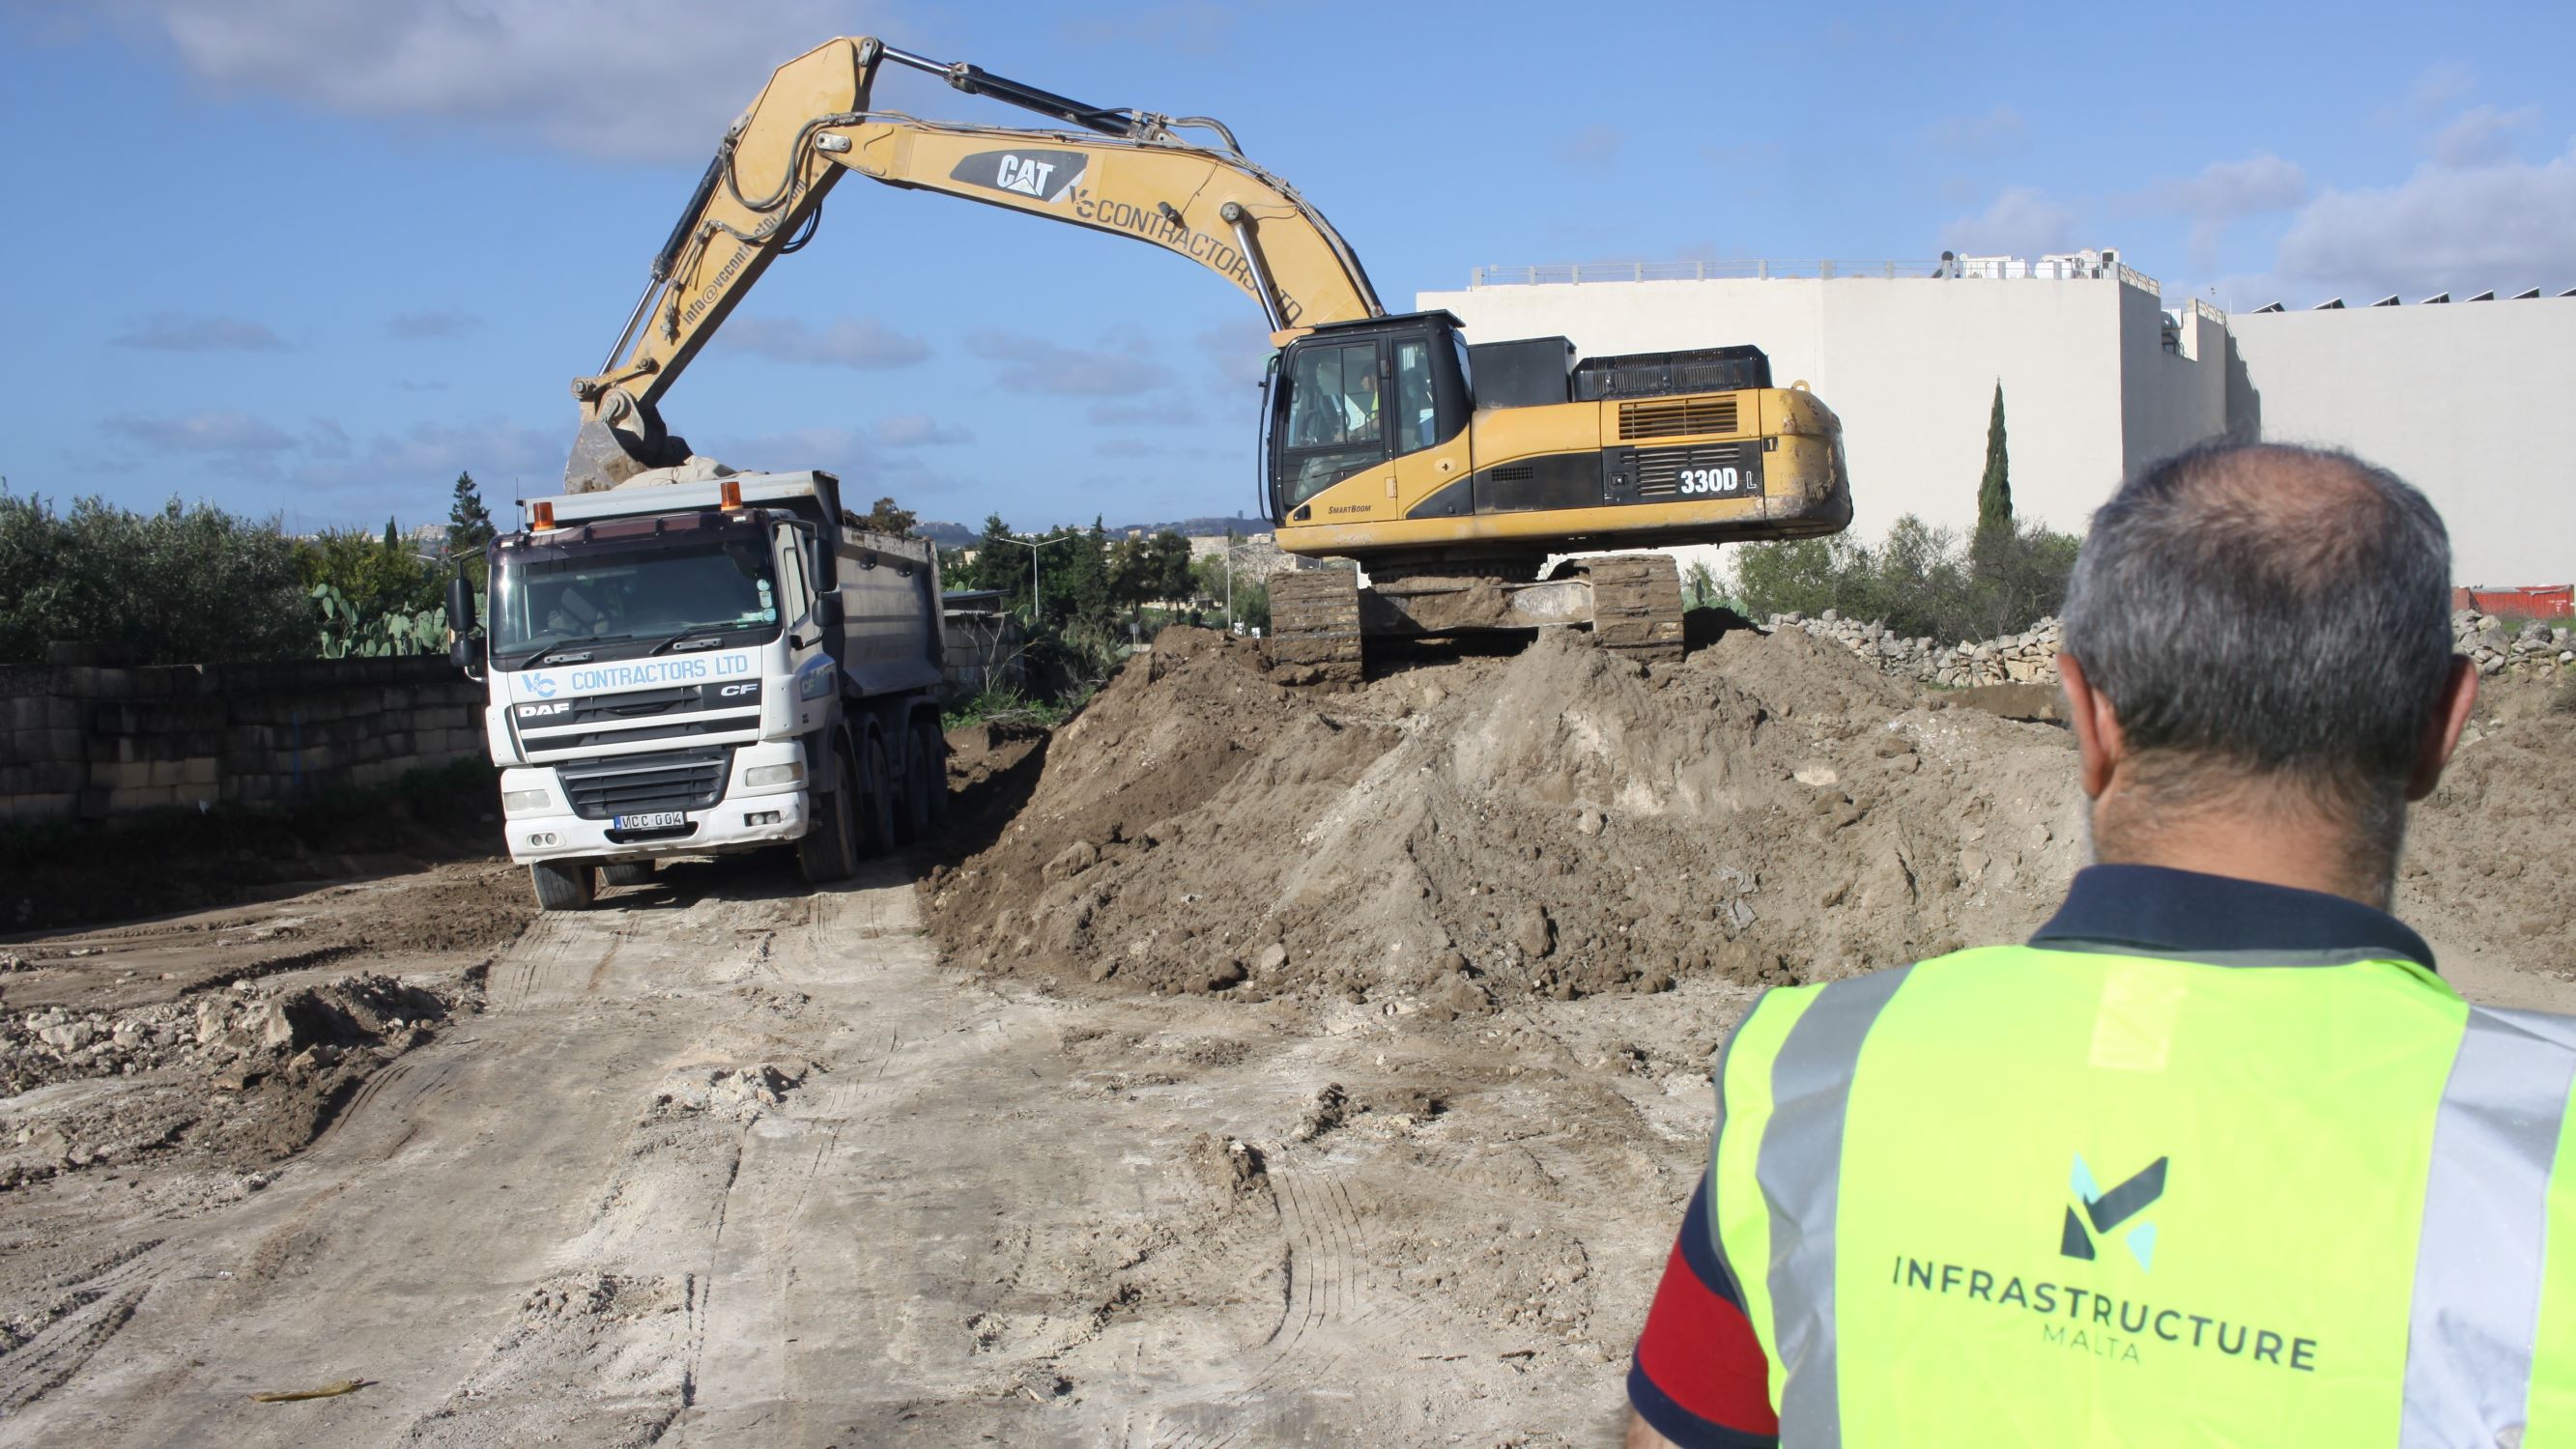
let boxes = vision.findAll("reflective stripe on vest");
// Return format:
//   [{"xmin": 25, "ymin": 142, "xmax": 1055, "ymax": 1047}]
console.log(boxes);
[
  {"xmin": 1709, "ymin": 949, "xmax": 2576, "ymax": 1447},
  {"xmin": 1755, "ymin": 967, "xmax": 1912, "ymax": 1444},
  {"xmin": 2402, "ymin": 1007, "xmax": 2576, "ymax": 1448}
]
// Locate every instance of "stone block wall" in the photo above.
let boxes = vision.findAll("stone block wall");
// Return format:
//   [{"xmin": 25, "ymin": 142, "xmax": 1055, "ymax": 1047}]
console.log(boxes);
[
  {"xmin": 1768, "ymin": 610, "xmax": 2576, "ymax": 690},
  {"xmin": 0, "ymin": 657, "xmax": 487, "ymax": 824}
]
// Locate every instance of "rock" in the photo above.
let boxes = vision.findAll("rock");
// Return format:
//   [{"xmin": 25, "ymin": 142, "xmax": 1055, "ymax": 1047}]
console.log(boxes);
[
  {"xmin": 1207, "ymin": 957, "xmax": 1246, "ymax": 990},
  {"xmin": 1792, "ymin": 762, "xmax": 1840, "ymax": 788},
  {"xmin": 1042, "ymin": 840, "xmax": 1100, "ymax": 884},
  {"xmin": 37, "ymin": 1022, "xmax": 96, "ymax": 1052},
  {"xmin": 1573, "ymin": 808, "xmax": 1605, "ymax": 837},
  {"xmin": 1507, "ymin": 902, "xmax": 1556, "ymax": 959},
  {"xmin": 1252, "ymin": 942, "xmax": 1289, "ymax": 974}
]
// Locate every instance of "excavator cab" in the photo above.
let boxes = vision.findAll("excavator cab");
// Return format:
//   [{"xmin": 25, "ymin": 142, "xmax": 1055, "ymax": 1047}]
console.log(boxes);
[{"xmin": 1263, "ymin": 312, "xmax": 1473, "ymax": 524}]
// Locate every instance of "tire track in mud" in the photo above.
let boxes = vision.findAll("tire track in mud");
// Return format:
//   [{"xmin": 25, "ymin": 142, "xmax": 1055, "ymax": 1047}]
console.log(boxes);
[
  {"xmin": 1147, "ymin": 1154, "xmax": 1445, "ymax": 1449},
  {"xmin": 0, "ymin": 1239, "xmax": 166, "ymax": 1414}
]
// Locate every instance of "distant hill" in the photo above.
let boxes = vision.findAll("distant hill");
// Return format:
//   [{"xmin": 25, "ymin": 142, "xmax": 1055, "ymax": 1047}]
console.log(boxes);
[{"xmin": 916, "ymin": 515, "xmax": 1271, "ymax": 548}]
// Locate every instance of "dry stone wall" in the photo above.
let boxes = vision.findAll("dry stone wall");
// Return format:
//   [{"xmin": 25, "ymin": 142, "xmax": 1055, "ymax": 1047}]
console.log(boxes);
[
  {"xmin": 1765, "ymin": 610, "xmax": 2576, "ymax": 690},
  {"xmin": 0, "ymin": 657, "xmax": 486, "ymax": 824}
]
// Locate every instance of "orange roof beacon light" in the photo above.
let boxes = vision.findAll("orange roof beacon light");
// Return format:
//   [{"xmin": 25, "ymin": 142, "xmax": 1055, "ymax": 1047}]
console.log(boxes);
[
  {"xmin": 720, "ymin": 479, "xmax": 744, "ymax": 511},
  {"xmin": 530, "ymin": 499, "xmax": 557, "ymax": 529}
]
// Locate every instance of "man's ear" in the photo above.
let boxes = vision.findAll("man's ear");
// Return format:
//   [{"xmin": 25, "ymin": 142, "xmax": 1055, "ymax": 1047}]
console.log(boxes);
[
  {"xmin": 2406, "ymin": 656, "xmax": 2479, "ymax": 802},
  {"xmin": 2058, "ymin": 654, "xmax": 2125, "ymax": 800}
]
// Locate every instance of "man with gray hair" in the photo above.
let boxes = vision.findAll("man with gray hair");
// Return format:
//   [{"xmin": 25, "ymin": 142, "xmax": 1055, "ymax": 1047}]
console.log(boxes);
[{"xmin": 1623, "ymin": 441, "xmax": 2576, "ymax": 1447}]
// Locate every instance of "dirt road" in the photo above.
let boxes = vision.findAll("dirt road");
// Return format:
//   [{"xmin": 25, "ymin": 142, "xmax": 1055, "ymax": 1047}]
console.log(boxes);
[{"xmin": 2, "ymin": 855, "xmax": 1719, "ymax": 1445}]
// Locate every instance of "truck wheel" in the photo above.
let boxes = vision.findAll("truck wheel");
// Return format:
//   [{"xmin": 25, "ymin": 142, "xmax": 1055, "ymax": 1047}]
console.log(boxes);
[
  {"xmin": 894, "ymin": 722, "xmax": 933, "ymax": 846},
  {"xmin": 858, "ymin": 729, "xmax": 899, "ymax": 858},
  {"xmin": 912, "ymin": 716, "xmax": 948, "ymax": 831},
  {"xmin": 797, "ymin": 740, "xmax": 860, "ymax": 884},
  {"xmin": 601, "ymin": 861, "xmax": 655, "ymax": 889},
  {"xmin": 530, "ymin": 859, "xmax": 597, "ymax": 912}
]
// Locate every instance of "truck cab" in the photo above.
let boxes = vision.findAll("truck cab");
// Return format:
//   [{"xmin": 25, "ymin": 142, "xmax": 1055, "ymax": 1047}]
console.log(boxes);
[{"xmin": 451, "ymin": 469, "xmax": 946, "ymax": 909}]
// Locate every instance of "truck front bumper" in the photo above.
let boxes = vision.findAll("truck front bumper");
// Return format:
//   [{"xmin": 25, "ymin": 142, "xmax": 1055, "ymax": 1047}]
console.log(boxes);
[{"xmin": 500, "ymin": 741, "xmax": 812, "ymax": 865}]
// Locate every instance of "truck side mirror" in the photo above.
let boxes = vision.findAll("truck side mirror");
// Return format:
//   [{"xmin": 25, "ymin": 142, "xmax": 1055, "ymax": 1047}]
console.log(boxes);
[
  {"xmin": 811, "ymin": 591, "xmax": 844, "ymax": 630},
  {"xmin": 446, "ymin": 576, "xmax": 482, "ymax": 676}
]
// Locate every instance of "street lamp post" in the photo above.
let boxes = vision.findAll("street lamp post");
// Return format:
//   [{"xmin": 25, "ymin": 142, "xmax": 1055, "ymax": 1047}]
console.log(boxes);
[
  {"xmin": 989, "ymin": 532, "xmax": 1076, "ymax": 623},
  {"xmin": 1222, "ymin": 538, "xmax": 1266, "ymax": 635}
]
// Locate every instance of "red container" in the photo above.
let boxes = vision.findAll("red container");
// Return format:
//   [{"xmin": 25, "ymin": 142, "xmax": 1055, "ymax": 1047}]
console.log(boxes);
[{"xmin": 2453, "ymin": 585, "xmax": 2574, "ymax": 619}]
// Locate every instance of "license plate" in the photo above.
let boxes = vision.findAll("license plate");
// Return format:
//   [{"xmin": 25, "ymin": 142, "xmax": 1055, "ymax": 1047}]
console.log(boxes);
[{"xmin": 615, "ymin": 811, "xmax": 686, "ymax": 831}]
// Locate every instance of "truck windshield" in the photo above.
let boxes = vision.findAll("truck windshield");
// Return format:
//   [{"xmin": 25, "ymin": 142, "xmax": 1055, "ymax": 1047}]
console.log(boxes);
[{"xmin": 490, "ymin": 535, "xmax": 780, "ymax": 667}]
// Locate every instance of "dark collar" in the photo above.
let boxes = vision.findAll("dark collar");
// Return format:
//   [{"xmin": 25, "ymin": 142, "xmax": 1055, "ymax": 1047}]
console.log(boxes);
[{"xmin": 2030, "ymin": 864, "xmax": 2437, "ymax": 973}]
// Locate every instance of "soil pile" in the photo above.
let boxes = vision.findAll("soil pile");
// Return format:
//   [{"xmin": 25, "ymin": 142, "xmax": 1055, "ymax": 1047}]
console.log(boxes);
[
  {"xmin": 931, "ymin": 627, "xmax": 2576, "ymax": 1009},
  {"xmin": 927, "ymin": 625, "xmax": 2090, "ymax": 1008}
]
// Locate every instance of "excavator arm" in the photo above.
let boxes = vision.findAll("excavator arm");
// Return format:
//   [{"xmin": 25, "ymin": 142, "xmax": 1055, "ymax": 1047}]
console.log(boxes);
[{"xmin": 566, "ymin": 36, "xmax": 1383, "ymax": 491}]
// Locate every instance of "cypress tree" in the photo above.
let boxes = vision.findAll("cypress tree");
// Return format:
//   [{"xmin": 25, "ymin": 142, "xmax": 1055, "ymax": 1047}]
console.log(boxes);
[{"xmin": 1976, "ymin": 382, "xmax": 2013, "ymax": 552}]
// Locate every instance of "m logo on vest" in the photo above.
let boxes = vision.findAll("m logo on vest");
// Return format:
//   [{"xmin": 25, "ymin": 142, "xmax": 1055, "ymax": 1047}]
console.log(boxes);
[{"xmin": 2062, "ymin": 1154, "xmax": 2167, "ymax": 1270}]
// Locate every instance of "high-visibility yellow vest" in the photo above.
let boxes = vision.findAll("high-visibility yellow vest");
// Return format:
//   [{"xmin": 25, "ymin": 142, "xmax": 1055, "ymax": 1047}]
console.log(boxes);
[{"xmin": 1706, "ymin": 945, "xmax": 2576, "ymax": 1447}]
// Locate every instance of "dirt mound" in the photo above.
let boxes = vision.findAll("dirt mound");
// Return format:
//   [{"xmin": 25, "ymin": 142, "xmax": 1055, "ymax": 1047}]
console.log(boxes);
[
  {"xmin": 2398, "ymin": 679, "xmax": 2576, "ymax": 976},
  {"xmin": 926, "ymin": 626, "xmax": 2088, "ymax": 1007}
]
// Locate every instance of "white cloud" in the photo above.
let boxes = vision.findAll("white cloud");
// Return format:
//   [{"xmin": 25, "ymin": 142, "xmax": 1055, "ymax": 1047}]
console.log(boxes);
[
  {"xmin": 92, "ymin": 409, "xmax": 561, "ymax": 519},
  {"xmin": 1554, "ymin": 125, "xmax": 1622, "ymax": 168},
  {"xmin": 1932, "ymin": 105, "xmax": 2025, "ymax": 154},
  {"xmin": 2403, "ymin": 61, "xmax": 2478, "ymax": 120},
  {"xmin": 2275, "ymin": 144, "xmax": 2576, "ymax": 299},
  {"xmin": 1939, "ymin": 186, "xmax": 2076, "ymax": 256},
  {"xmin": 965, "ymin": 330, "xmax": 1170, "ymax": 396},
  {"xmin": 285, "ymin": 417, "xmax": 562, "ymax": 495},
  {"xmin": 2145, "ymin": 154, "xmax": 2308, "ymax": 222},
  {"xmin": 109, "ymin": 311, "xmax": 288, "ymax": 352},
  {"xmin": 100, "ymin": 411, "xmax": 298, "ymax": 454},
  {"xmin": 95, "ymin": 0, "xmax": 892, "ymax": 162},
  {"xmin": 874, "ymin": 412, "xmax": 972, "ymax": 447},
  {"xmin": 387, "ymin": 308, "xmax": 483, "ymax": 340},
  {"xmin": 1058, "ymin": 2, "xmax": 1235, "ymax": 57},
  {"xmin": 714, "ymin": 316, "xmax": 933, "ymax": 370},
  {"xmin": 2424, "ymin": 104, "xmax": 2539, "ymax": 169}
]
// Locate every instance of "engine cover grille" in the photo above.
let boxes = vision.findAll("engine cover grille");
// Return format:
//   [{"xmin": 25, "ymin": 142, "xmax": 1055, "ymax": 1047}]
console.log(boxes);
[
  {"xmin": 556, "ymin": 747, "xmax": 731, "ymax": 821},
  {"xmin": 1618, "ymin": 396, "xmax": 1739, "ymax": 440}
]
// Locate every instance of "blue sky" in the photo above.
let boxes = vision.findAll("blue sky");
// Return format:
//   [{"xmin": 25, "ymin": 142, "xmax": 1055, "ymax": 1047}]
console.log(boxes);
[{"xmin": 4, "ymin": 0, "xmax": 2571, "ymax": 535}]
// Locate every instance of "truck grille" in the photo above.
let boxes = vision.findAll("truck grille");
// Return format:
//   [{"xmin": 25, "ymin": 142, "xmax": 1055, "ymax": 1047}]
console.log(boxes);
[
  {"xmin": 1618, "ymin": 396, "xmax": 1738, "ymax": 440},
  {"xmin": 1634, "ymin": 442, "xmax": 1758, "ymax": 499},
  {"xmin": 556, "ymin": 748, "xmax": 731, "ymax": 822}
]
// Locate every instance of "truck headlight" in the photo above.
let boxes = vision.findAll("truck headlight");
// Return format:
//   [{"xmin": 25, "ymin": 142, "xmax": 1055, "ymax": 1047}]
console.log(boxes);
[
  {"xmin": 501, "ymin": 788, "xmax": 554, "ymax": 816},
  {"xmin": 743, "ymin": 762, "xmax": 805, "ymax": 789}
]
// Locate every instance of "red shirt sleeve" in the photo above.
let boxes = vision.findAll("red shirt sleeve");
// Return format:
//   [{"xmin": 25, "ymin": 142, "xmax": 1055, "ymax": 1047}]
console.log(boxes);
[{"xmin": 1628, "ymin": 1173, "xmax": 1780, "ymax": 1447}]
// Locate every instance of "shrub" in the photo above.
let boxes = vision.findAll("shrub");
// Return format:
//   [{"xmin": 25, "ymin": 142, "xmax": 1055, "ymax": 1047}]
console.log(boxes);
[
  {"xmin": 1730, "ymin": 514, "xmax": 2080, "ymax": 643},
  {"xmin": 0, "ymin": 490, "xmax": 309, "ymax": 665}
]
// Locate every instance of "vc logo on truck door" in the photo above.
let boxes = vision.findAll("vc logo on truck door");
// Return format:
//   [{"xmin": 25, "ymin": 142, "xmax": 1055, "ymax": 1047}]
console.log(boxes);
[{"xmin": 949, "ymin": 148, "xmax": 1088, "ymax": 203}]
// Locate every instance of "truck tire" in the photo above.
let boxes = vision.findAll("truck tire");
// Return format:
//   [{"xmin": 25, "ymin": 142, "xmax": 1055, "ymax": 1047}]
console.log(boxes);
[
  {"xmin": 894, "ymin": 719, "xmax": 934, "ymax": 845},
  {"xmin": 797, "ymin": 740, "xmax": 860, "ymax": 884},
  {"xmin": 912, "ymin": 715, "xmax": 948, "ymax": 832},
  {"xmin": 530, "ymin": 859, "xmax": 597, "ymax": 912},
  {"xmin": 858, "ymin": 728, "xmax": 898, "ymax": 858},
  {"xmin": 601, "ymin": 861, "xmax": 655, "ymax": 889}
]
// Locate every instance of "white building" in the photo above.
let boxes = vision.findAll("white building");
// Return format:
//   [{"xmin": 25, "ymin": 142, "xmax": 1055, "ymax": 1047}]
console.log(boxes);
[{"xmin": 1422, "ymin": 260, "xmax": 2575, "ymax": 585}]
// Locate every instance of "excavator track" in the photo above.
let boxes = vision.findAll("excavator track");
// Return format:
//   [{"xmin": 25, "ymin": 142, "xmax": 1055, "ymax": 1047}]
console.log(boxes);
[
  {"xmin": 1587, "ymin": 554, "xmax": 1686, "ymax": 664},
  {"xmin": 1268, "ymin": 566, "xmax": 1365, "ymax": 685}
]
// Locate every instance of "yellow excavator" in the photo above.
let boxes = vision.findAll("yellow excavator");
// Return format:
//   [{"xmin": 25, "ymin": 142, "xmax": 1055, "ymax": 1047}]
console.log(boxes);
[{"xmin": 566, "ymin": 37, "xmax": 1852, "ymax": 678}]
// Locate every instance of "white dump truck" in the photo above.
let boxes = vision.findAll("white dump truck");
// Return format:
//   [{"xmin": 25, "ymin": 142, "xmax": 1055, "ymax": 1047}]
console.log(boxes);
[{"xmin": 446, "ymin": 468, "xmax": 946, "ymax": 910}]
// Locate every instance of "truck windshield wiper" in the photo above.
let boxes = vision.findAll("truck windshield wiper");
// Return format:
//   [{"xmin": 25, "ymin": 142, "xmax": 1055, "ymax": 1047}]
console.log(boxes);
[
  {"xmin": 644, "ymin": 620, "xmax": 770, "ymax": 656},
  {"xmin": 509, "ymin": 636, "xmax": 633, "ymax": 669}
]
